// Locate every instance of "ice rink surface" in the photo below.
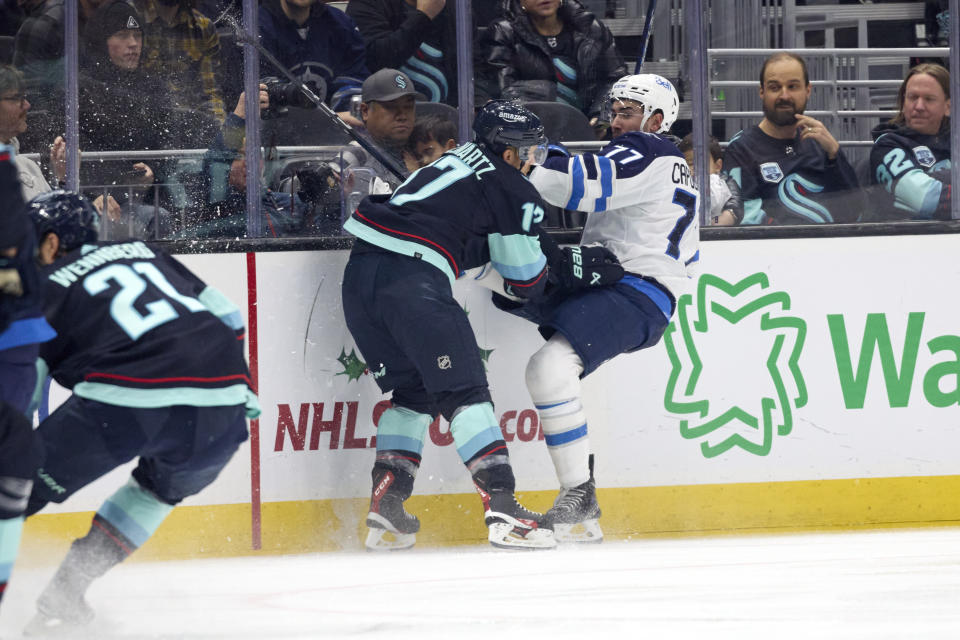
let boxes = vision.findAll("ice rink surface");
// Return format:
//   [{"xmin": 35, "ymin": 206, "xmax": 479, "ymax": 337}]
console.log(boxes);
[{"xmin": 2, "ymin": 527, "xmax": 959, "ymax": 640}]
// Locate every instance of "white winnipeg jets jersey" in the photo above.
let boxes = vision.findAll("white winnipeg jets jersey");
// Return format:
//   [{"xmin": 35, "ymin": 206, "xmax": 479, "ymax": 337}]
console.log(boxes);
[{"xmin": 529, "ymin": 131, "xmax": 700, "ymax": 303}]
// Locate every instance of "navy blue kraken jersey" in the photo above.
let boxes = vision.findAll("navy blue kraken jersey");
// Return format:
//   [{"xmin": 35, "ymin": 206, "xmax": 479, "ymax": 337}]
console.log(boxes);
[
  {"xmin": 38, "ymin": 241, "xmax": 259, "ymax": 415},
  {"xmin": 869, "ymin": 122, "xmax": 952, "ymax": 220},
  {"xmin": 343, "ymin": 142, "xmax": 548, "ymax": 298},
  {"xmin": 724, "ymin": 125, "xmax": 861, "ymax": 225}
]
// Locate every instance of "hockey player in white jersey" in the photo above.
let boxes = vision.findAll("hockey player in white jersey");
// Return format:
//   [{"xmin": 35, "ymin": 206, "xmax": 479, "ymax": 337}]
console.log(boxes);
[{"xmin": 510, "ymin": 74, "xmax": 700, "ymax": 542}]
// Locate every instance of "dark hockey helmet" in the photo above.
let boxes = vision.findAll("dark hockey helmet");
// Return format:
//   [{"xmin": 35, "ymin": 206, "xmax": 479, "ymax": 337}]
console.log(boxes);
[
  {"xmin": 27, "ymin": 190, "xmax": 100, "ymax": 252},
  {"xmin": 473, "ymin": 99, "xmax": 548, "ymax": 164}
]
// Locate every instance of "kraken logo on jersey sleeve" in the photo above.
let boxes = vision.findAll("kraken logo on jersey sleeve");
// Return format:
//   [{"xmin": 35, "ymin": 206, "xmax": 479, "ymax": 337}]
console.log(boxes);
[
  {"xmin": 760, "ymin": 162, "xmax": 784, "ymax": 183},
  {"xmin": 913, "ymin": 146, "xmax": 936, "ymax": 168}
]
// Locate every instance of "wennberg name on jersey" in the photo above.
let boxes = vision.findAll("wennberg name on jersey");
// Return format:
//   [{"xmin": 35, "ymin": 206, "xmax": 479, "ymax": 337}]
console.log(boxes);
[
  {"xmin": 528, "ymin": 131, "xmax": 700, "ymax": 303},
  {"xmin": 39, "ymin": 241, "xmax": 258, "ymax": 414}
]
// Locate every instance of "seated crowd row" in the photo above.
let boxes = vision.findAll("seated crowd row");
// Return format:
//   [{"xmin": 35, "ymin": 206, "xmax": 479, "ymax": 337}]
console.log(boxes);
[{"xmin": 0, "ymin": 1, "xmax": 954, "ymax": 237}]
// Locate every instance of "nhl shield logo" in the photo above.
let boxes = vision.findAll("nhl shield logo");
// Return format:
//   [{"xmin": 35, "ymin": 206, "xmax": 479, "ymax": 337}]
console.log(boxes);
[
  {"xmin": 913, "ymin": 146, "xmax": 936, "ymax": 168},
  {"xmin": 760, "ymin": 162, "xmax": 784, "ymax": 183}
]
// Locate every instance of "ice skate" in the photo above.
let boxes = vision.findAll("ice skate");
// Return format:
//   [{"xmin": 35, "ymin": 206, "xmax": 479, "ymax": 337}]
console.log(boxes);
[
  {"xmin": 542, "ymin": 455, "xmax": 603, "ymax": 543},
  {"xmin": 22, "ymin": 569, "xmax": 96, "ymax": 638},
  {"xmin": 474, "ymin": 484, "xmax": 556, "ymax": 550},
  {"xmin": 365, "ymin": 469, "xmax": 420, "ymax": 551}
]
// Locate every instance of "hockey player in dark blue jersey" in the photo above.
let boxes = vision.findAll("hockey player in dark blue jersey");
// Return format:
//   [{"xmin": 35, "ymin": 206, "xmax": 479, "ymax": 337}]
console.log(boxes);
[
  {"xmin": 513, "ymin": 74, "xmax": 700, "ymax": 543},
  {"xmin": 21, "ymin": 191, "xmax": 260, "ymax": 634},
  {"xmin": 342, "ymin": 100, "xmax": 556, "ymax": 550},
  {"xmin": 723, "ymin": 52, "xmax": 862, "ymax": 225},
  {"xmin": 869, "ymin": 63, "xmax": 952, "ymax": 221},
  {"xmin": 0, "ymin": 144, "xmax": 52, "ymax": 613}
]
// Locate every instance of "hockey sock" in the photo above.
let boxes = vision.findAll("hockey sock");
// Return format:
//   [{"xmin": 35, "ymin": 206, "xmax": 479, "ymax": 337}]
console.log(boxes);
[
  {"xmin": 526, "ymin": 335, "xmax": 590, "ymax": 488},
  {"xmin": 375, "ymin": 406, "xmax": 431, "ymax": 461},
  {"xmin": 0, "ymin": 516, "xmax": 25, "ymax": 605},
  {"xmin": 96, "ymin": 478, "xmax": 175, "ymax": 550},
  {"xmin": 447, "ymin": 402, "xmax": 516, "ymax": 492}
]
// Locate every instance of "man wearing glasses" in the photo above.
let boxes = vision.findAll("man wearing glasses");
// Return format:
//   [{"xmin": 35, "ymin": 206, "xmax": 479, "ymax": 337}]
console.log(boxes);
[{"xmin": 0, "ymin": 65, "xmax": 60, "ymax": 201}]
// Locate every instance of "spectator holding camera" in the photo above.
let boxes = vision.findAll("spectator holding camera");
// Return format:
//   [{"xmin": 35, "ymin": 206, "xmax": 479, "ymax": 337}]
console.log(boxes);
[
  {"xmin": 869, "ymin": 63, "xmax": 952, "ymax": 221},
  {"xmin": 193, "ymin": 88, "xmax": 337, "ymax": 237},
  {"xmin": 259, "ymin": 0, "xmax": 369, "ymax": 119}
]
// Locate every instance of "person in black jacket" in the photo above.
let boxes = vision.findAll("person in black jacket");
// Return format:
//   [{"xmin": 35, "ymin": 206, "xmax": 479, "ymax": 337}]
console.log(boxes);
[
  {"xmin": 78, "ymin": 0, "xmax": 176, "ymax": 238},
  {"xmin": 258, "ymin": 0, "xmax": 369, "ymax": 117},
  {"xmin": 868, "ymin": 63, "xmax": 951, "ymax": 221},
  {"xmin": 347, "ymin": 0, "xmax": 496, "ymax": 106},
  {"xmin": 477, "ymin": 0, "xmax": 625, "ymax": 125}
]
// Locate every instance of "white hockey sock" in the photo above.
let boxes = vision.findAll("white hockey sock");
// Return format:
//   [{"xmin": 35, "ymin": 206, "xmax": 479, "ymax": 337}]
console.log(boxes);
[{"xmin": 526, "ymin": 335, "xmax": 590, "ymax": 488}]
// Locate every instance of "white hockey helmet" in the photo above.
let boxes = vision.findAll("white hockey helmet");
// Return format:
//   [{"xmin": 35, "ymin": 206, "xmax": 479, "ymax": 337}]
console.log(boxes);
[{"xmin": 608, "ymin": 73, "xmax": 679, "ymax": 133}]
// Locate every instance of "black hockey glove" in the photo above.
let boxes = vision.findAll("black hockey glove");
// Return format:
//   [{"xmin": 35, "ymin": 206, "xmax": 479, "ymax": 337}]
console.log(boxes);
[{"xmin": 555, "ymin": 246, "xmax": 624, "ymax": 291}]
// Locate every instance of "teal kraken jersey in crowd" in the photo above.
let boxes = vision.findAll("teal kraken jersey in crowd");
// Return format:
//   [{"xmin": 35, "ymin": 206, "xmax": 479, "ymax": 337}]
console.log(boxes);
[{"xmin": 724, "ymin": 124, "xmax": 862, "ymax": 225}]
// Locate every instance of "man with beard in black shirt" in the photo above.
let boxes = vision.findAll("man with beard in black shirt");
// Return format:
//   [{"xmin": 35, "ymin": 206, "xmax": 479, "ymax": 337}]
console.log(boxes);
[{"xmin": 723, "ymin": 52, "xmax": 861, "ymax": 225}]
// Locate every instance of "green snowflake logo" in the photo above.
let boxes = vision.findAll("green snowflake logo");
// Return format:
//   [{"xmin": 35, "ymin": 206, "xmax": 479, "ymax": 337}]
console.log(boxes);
[{"xmin": 663, "ymin": 273, "xmax": 808, "ymax": 458}]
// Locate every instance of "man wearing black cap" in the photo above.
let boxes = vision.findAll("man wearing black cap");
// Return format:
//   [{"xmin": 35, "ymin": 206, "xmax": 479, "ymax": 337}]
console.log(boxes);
[{"xmin": 337, "ymin": 68, "xmax": 424, "ymax": 212}]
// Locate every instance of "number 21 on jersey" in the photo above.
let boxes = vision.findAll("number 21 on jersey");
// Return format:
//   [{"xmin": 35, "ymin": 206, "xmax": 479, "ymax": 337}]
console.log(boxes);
[{"xmin": 83, "ymin": 262, "xmax": 205, "ymax": 340}]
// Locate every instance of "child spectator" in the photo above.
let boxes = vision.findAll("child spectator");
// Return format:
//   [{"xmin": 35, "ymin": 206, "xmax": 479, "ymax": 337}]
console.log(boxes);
[{"xmin": 678, "ymin": 133, "xmax": 743, "ymax": 226}]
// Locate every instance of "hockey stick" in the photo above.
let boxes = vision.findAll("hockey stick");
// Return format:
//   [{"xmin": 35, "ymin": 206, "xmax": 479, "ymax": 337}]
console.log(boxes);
[
  {"xmin": 219, "ymin": 13, "xmax": 407, "ymax": 181},
  {"xmin": 635, "ymin": 0, "xmax": 658, "ymax": 72}
]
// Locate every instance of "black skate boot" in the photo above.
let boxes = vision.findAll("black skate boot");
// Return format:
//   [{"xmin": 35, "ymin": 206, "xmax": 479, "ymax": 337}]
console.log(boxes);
[
  {"xmin": 473, "ymin": 465, "xmax": 555, "ymax": 550},
  {"xmin": 365, "ymin": 465, "xmax": 420, "ymax": 551},
  {"xmin": 542, "ymin": 454, "xmax": 603, "ymax": 543}
]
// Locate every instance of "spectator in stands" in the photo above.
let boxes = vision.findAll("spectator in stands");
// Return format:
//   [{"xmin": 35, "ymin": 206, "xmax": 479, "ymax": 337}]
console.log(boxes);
[
  {"xmin": 79, "ymin": 0, "xmax": 175, "ymax": 238},
  {"xmin": 477, "ymin": 0, "xmax": 625, "ymax": 130},
  {"xmin": 132, "ymin": 0, "xmax": 225, "ymax": 137},
  {"xmin": 259, "ymin": 0, "xmax": 369, "ymax": 124},
  {"xmin": 192, "ymin": 87, "xmax": 335, "ymax": 237},
  {"xmin": 13, "ymin": 0, "xmax": 106, "ymax": 86},
  {"xmin": 347, "ymin": 0, "xmax": 486, "ymax": 106},
  {"xmin": 678, "ymin": 133, "xmax": 743, "ymax": 226},
  {"xmin": 12, "ymin": 0, "xmax": 109, "ymax": 151},
  {"xmin": 723, "ymin": 52, "xmax": 861, "ymax": 225},
  {"xmin": 338, "ymin": 68, "xmax": 422, "ymax": 197},
  {"xmin": 869, "ymin": 63, "xmax": 951, "ymax": 221},
  {"xmin": 403, "ymin": 112, "xmax": 457, "ymax": 171},
  {"xmin": 0, "ymin": 64, "xmax": 58, "ymax": 200}
]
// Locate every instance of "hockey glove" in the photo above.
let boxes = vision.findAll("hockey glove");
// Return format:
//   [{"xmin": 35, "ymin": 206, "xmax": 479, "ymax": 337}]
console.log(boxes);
[{"xmin": 555, "ymin": 246, "xmax": 624, "ymax": 290}]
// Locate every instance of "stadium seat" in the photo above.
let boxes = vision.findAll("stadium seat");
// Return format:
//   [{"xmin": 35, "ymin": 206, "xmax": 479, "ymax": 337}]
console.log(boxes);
[
  {"xmin": 522, "ymin": 101, "xmax": 596, "ymax": 143},
  {"xmin": 0, "ymin": 36, "xmax": 13, "ymax": 65}
]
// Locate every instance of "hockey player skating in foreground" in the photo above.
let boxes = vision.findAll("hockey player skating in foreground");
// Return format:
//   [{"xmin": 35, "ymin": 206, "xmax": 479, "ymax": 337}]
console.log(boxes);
[
  {"xmin": 511, "ymin": 74, "xmax": 700, "ymax": 543},
  {"xmin": 342, "ymin": 100, "xmax": 556, "ymax": 550},
  {"xmin": 21, "ymin": 191, "xmax": 260, "ymax": 635}
]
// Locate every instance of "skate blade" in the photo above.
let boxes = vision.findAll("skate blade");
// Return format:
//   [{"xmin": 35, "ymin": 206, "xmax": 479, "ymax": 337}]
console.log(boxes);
[
  {"xmin": 23, "ymin": 613, "xmax": 95, "ymax": 638},
  {"xmin": 365, "ymin": 527, "xmax": 416, "ymax": 551},
  {"xmin": 553, "ymin": 519, "xmax": 603, "ymax": 544},
  {"xmin": 488, "ymin": 522, "xmax": 557, "ymax": 550}
]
